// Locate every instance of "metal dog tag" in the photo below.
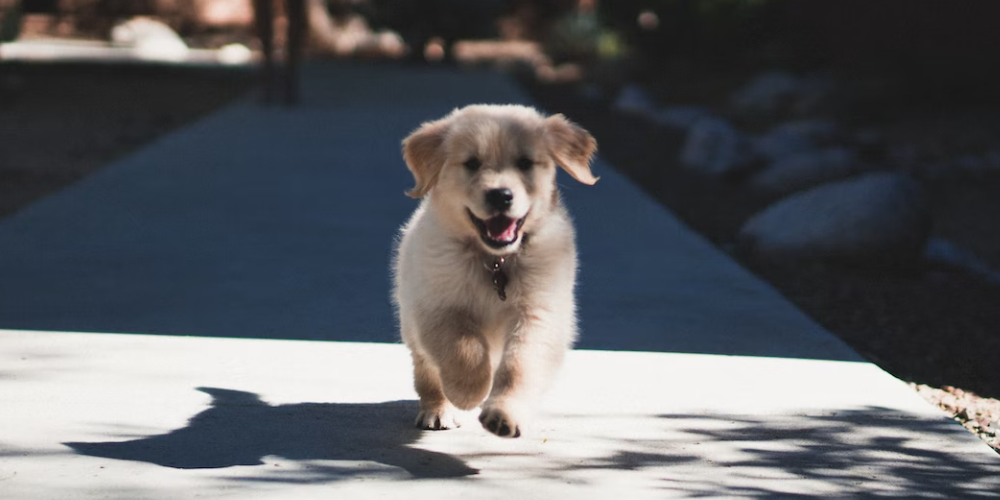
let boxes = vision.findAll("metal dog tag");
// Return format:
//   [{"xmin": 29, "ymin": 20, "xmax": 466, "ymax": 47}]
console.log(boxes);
[{"xmin": 491, "ymin": 257, "xmax": 507, "ymax": 301}]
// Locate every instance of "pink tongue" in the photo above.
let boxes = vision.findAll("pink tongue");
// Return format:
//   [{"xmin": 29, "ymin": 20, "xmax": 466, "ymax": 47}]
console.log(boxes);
[{"xmin": 485, "ymin": 217, "xmax": 518, "ymax": 241}]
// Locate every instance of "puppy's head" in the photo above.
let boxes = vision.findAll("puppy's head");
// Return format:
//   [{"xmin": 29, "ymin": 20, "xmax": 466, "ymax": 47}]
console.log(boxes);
[{"xmin": 402, "ymin": 105, "xmax": 597, "ymax": 254}]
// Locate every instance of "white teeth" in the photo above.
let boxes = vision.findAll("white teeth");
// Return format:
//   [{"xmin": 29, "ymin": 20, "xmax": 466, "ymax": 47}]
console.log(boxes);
[{"xmin": 487, "ymin": 227, "xmax": 514, "ymax": 242}]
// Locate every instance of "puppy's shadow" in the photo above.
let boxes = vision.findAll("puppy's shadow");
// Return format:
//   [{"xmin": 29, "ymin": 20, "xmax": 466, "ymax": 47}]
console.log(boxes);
[{"xmin": 65, "ymin": 387, "xmax": 476, "ymax": 480}]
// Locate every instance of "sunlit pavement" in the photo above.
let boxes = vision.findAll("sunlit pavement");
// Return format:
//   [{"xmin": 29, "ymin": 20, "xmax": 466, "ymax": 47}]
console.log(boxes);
[{"xmin": 1, "ymin": 62, "xmax": 998, "ymax": 498}]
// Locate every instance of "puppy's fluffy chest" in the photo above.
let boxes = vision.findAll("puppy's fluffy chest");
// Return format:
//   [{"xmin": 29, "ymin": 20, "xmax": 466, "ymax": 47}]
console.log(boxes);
[
  {"xmin": 400, "ymin": 203, "xmax": 546, "ymax": 309},
  {"xmin": 397, "ymin": 200, "xmax": 575, "ymax": 320}
]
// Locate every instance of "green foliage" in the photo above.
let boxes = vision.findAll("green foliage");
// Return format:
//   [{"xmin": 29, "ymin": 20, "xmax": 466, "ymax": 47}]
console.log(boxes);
[
  {"xmin": 547, "ymin": 6, "xmax": 629, "ymax": 62},
  {"xmin": 596, "ymin": 30, "xmax": 627, "ymax": 60}
]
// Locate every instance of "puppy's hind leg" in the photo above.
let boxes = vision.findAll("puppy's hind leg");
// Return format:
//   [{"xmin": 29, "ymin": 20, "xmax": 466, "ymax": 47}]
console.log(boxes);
[{"xmin": 411, "ymin": 350, "xmax": 460, "ymax": 430}]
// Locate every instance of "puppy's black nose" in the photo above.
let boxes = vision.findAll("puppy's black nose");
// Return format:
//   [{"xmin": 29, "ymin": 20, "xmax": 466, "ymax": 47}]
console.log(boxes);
[{"xmin": 485, "ymin": 188, "xmax": 514, "ymax": 212}]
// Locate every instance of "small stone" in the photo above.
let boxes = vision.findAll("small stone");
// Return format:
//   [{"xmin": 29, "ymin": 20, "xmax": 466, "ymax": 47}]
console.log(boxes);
[
  {"xmin": 753, "ymin": 120, "xmax": 840, "ymax": 163},
  {"xmin": 731, "ymin": 71, "xmax": 801, "ymax": 116},
  {"xmin": 650, "ymin": 106, "xmax": 711, "ymax": 130},
  {"xmin": 680, "ymin": 117, "xmax": 757, "ymax": 176},
  {"xmin": 987, "ymin": 419, "xmax": 1000, "ymax": 435},
  {"xmin": 612, "ymin": 84, "xmax": 656, "ymax": 115},
  {"xmin": 731, "ymin": 71, "xmax": 835, "ymax": 118},
  {"xmin": 749, "ymin": 147, "xmax": 858, "ymax": 195}
]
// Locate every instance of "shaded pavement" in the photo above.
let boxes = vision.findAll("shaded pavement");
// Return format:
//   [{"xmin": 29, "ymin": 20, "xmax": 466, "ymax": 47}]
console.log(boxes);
[{"xmin": 0, "ymin": 63, "xmax": 855, "ymax": 360}]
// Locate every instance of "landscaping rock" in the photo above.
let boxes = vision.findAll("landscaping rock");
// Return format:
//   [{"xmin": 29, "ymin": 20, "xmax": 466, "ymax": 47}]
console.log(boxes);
[
  {"xmin": 680, "ymin": 117, "xmax": 757, "ymax": 176},
  {"xmin": 916, "ymin": 152, "xmax": 1000, "ymax": 180},
  {"xmin": 737, "ymin": 172, "xmax": 930, "ymax": 266},
  {"xmin": 730, "ymin": 71, "xmax": 800, "ymax": 117},
  {"xmin": 790, "ymin": 76, "xmax": 836, "ymax": 116},
  {"xmin": 749, "ymin": 147, "xmax": 858, "ymax": 195},
  {"xmin": 731, "ymin": 71, "xmax": 834, "ymax": 118},
  {"xmin": 925, "ymin": 238, "xmax": 1000, "ymax": 287},
  {"xmin": 753, "ymin": 120, "xmax": 840, "ymax": 163},
  {"xmin": 612, "ymin": 84, "xmax": 656, "ymax": 115},
  {"xmin": 111, "ymin": 17, "xmax": 189, "ymax": 62},
  {"xmin": 650, "ymin": 105, "xmax": 712, "ymax": 130}
]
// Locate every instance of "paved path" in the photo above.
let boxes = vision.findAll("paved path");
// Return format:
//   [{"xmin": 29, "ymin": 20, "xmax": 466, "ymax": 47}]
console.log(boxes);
[
  {"xmin": 0, "ymin": 63, "xmax": 852, "ymax": 359},
  {"xmin": 1, "ymin": 63, "xmax": 998, "ymax": 498}
]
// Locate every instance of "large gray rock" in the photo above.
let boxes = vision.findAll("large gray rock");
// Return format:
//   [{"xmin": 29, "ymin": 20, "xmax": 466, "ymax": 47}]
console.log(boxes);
[
  {"xmin": 680, "ymin": 117, "xmax": 757, "ymax": 176},
  {"xmin": 749, "ymin": 147, "xmax": 858, "ymax": 195},
  {"xmin": 737, "ymin": 173, "xmax": 930, "ymax": 265}
]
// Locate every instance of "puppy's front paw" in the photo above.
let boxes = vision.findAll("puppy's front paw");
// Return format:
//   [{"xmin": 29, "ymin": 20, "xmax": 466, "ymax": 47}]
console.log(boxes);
[
  {"xmin": 415, "ymin": 406, "xmax": 460, "ymax": 431},
  {"xmin": 478, "ymin": 405, "xmax": 522, "ymax": 438}
]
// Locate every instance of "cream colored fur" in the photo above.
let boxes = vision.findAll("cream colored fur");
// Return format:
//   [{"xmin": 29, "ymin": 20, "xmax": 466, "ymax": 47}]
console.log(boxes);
[{"xmin": 393, "ymin": 104, "xmax": 597, "ymax": 438}]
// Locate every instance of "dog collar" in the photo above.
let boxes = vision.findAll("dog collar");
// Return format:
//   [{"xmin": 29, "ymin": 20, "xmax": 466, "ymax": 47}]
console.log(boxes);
[
  {"xmin": 487, "ymin": 256, "xmax": 508, "ymax": 301},
  {"xmin": 482, "ymin": 234, "xmax": 527, "ymax": 301}
]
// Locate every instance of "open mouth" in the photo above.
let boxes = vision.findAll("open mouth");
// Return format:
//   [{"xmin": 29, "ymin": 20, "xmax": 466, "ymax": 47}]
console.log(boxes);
[{"xmin": 467, "ymin": 209, "xmax": 526, "ymax": 249}]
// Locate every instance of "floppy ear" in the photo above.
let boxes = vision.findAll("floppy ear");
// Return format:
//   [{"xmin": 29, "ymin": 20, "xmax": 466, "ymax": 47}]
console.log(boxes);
[
  {"xmin": 545, "ymin": 114, "xmax": 598, "ymax": 185},
  {"xmin": 402, "ymin": 117, "xmax": 451, "ymax": 198}
]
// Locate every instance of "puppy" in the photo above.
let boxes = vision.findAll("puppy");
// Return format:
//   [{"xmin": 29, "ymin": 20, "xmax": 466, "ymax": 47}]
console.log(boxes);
[{"xmin": 392, "ymin": 104, "xmax": 597, "ymax": 438}]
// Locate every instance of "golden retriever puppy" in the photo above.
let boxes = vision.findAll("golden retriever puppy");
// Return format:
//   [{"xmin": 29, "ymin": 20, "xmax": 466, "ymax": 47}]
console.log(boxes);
[{"xmin": 393, "ymin": 104, "xmax": 598, "ymax": 438}]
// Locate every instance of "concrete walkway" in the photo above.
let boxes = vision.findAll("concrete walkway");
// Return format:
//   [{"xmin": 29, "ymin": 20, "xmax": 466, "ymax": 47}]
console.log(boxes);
[{"xmin": 1, "ymin": 63, "xmax": 998, "ymax": 498}]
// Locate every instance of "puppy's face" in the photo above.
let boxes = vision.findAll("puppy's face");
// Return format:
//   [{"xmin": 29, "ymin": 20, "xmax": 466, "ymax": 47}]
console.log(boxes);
[{"xmin": 403, "ymin": 105, "xmax": 597, "ymax": 254}]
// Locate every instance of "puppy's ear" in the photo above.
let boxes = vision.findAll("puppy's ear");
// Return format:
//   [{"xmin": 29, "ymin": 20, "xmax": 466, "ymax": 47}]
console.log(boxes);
[
  {"xmin": 402, "ymin": 117, "xmax": 450, "ymax": 198},
  {"xmin": 545, "ymin": 114, "xmax": 598, "ymax": 185}
]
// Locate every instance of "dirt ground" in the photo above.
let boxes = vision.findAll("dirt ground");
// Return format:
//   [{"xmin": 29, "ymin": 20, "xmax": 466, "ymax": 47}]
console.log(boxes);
[{"xmin": 1, "ymin": 61, "xmax": 997, "ymax": 454}]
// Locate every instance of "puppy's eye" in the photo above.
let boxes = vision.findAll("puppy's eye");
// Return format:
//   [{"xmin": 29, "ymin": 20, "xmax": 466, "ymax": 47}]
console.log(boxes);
[
  {"xmin": 463, "ymin": 157, "xmax": 482, "ymax": 172},
  {"xmin": 516, "ymin": 157, "xmax": 534, "ymax": 171}
]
